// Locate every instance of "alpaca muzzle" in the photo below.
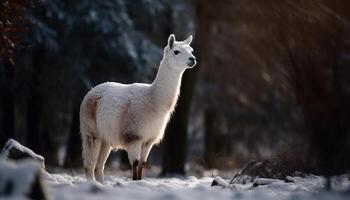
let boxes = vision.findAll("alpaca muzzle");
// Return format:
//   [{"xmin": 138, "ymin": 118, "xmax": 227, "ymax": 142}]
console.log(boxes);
[{"xmin": 187, "ymin": 57, "xmax": 196, "ymax": 67}]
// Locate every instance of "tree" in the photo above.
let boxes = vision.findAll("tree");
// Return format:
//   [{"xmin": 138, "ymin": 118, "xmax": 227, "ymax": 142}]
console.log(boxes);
[
  {"xmin": 161, "ymin": 1, "xmax": 199, "ymax": 176},
  {"xmin": 0, "ymin": 62, "xmax": 15, "ymax": 147},
  {"xmin": 0, "ymin": 0, "xmax": 33, "ymax": 147},
  {"xmin": 161, "ymin": 68, "xmax": 199, "ymax": 175}
]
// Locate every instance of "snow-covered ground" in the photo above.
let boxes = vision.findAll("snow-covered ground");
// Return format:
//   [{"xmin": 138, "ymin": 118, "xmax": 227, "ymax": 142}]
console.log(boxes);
[
  {"xmin": 2, "ymin": 139, "xmax": 348, "ymax": 200},
  {"xmin": 43, "ymin": 170, "xmax": 350, "ymax": 200}
]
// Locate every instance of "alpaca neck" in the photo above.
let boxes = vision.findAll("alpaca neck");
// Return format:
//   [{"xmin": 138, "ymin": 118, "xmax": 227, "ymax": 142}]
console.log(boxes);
[{"xmin": 151, "ymin": 57, "xmax": 184, "ymax": 112}]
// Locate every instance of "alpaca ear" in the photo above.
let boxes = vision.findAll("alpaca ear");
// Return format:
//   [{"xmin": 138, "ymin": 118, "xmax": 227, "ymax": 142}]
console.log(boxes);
[
  {"xmin": 168, "ymin": 34, "xmax": 175, "ymax": 49},
  {"xmin": 183, "ymin": 35, "xmax": 192, "ymax": 45}
]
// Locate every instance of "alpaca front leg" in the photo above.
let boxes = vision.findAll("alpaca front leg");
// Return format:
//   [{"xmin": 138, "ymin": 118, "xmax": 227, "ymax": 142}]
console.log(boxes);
[
  {"xmin": 137, "ymin": 143, "xmax": 154, "ymax": 180},
  {"xmin": 126, "ymin": 143, "xmax": 142, "ymax": 181}
]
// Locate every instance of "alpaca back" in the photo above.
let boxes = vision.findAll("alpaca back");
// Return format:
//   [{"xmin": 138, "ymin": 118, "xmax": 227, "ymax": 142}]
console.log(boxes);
[{"xmin": 81, "ymin": 82, "xmax": 171, "ymax": 148}]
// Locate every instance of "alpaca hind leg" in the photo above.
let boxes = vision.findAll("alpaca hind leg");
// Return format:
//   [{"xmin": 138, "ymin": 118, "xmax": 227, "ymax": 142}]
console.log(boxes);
[
  {"xmin": 126, "ymin": 143, "xmax": 142, "ymax": 181},
  {"xmin": 138, "ymin": 143, "xmax": 154, "ymax": 180},
  {"xmin": 82, "ymin": 134, "xmax": 102, "ymax": 181},
  {"xmin": 95, "ymin": 142, "xmax": 111, "ymax": 183}
]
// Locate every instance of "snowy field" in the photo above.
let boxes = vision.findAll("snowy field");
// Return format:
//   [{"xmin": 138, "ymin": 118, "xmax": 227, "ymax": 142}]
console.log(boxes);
[
  {"xmin": 1, "ymin": 139, "xmax": 349, "ymax": 200},
  {"xmin": 42, "ymin": 170, "xmax": 350, "ymax": 200}
]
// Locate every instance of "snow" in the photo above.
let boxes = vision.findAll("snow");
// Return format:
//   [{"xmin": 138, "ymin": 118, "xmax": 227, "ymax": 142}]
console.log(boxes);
[
  {"xmin": 1, "ymin": 157, "xmax": 349, "ymax": 200},
  {"xmin": 0, "ymin": 160, "xmax": 42, "ymax": 197},
  {"xmin": 40, "ymin": 170, "xmax": 350, "ymax": 200}
]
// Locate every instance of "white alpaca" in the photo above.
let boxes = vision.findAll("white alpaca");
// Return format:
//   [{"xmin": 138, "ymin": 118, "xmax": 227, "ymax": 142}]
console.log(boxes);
[{"xmin": 80, "ymin": 34, "xmax": 196, "ymax": 182}]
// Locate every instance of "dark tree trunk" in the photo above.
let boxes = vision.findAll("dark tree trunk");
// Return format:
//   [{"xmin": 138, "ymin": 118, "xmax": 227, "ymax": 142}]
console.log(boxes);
[
  {"xmin": 331, "ymin": 57, "xmax": 350, "ymax": 174},
  {"xmin": 26, "ymin": 88, "xmax": 42, "ymax": 154},
  {"xmin": 0, "ymin": 62, "xmax": 15, "ymax": 147},
  {"xmin": 64, "ymin": 102, "xmax": 82, "ymax": 168},
  {"xmin": 161, "ymin": 67, "xmax": 198, "ymax": 175},
  {"xmin": 160, "ymin": 3, "xmax": 185, "ymax": 176},
  {"xmin": 26, "ymin": 45, "xmax": 60, "ymax": 166},
  {"xmin": 161, "ymin": 7, "xmax": 199, "ymax": 173},
  {"xmin": 42, "ymin": 129, "xmax": 59, "ymax": 166},
  {"xmin": 197, "ymin": 0, "xmax": 216, "ymax": 169},
  {"xmin": 26, "ymin": 46, "xmax": 43, "ymax": 156},
  {"xmin": 204, "ymin": 108, "xmax": 216, "ymax": 169},
  {"xmin": 64, "ymin": 78, "xmax": 87, "ymax": 168},
  {"xmin": 160, "ymin": 0, "xmax": 212, "ymax": 175}
]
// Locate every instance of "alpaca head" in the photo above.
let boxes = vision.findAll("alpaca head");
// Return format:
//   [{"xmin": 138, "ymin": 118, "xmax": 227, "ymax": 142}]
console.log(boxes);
[{"xmin": 164, "ymin": 34, "xmax": 196, "ymax": 71}]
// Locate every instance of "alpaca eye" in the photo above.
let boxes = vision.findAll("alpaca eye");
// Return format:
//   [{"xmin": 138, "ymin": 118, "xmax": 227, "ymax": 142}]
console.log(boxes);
[{"xmin": 174, "ymin": 50, "xmax": 180, "ymax": 55}]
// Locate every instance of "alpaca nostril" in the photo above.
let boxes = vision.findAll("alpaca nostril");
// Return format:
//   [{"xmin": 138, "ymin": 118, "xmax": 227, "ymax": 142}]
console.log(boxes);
[{"xmin": 187, "ymin": 57, "xmax": 196, "ymax": 67}]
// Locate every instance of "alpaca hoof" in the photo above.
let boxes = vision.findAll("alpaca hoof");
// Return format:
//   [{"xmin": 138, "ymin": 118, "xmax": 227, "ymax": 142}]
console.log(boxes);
[
  {"xmin": 137, "ymin": 162, "xmax": 146, "ymax": 180},
  {"xmin": 132, "ymin": 160, "xmax": 139, "ymax": 181}
]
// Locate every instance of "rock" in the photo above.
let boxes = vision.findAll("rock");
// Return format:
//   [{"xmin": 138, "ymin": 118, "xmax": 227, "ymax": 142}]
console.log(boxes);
[
  {"xmin": 230, "ymin": 153, "xmax": 305, "ymax": 184},
  {"xmin": 211, "ymin": 176, "xmax": 229, "ymax": 187},
  {"xmin": 0, "ymin": 139, "xmax": 45, "ymax": 169},
  {"xmin": 0, "ymin": 160, "xmax": 47, "ymax": 199},
  {"xmin": 253, "ymin": 178, "xmax": 284, "ymax": 186},
  {"xmin": 230, "ymin": 160, "xmax": 266, "ymax": 184}
]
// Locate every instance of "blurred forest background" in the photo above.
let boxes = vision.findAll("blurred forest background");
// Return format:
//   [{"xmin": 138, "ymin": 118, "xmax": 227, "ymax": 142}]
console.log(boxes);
[{"xmin": 1, "ymin": 0, "xmax": 350, "ymax": 177}]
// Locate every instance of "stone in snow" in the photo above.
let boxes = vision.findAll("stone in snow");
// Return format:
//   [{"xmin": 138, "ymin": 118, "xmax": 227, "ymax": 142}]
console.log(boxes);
[{"xmin": 0, "ymin": 139, "xmax": 45, "ymax": 169}]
